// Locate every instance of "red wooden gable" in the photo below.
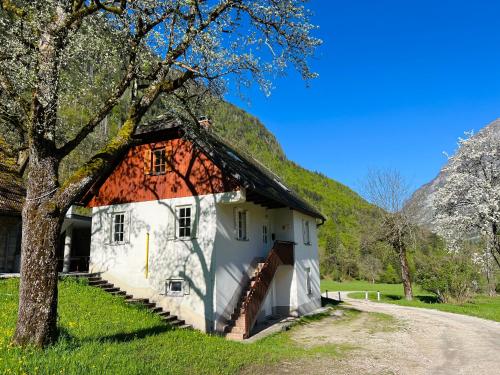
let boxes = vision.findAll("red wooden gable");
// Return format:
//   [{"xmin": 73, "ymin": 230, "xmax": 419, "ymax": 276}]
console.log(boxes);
[{"xmin": 88, "ymin": 137, "xmax": 239, "ymax": 207}]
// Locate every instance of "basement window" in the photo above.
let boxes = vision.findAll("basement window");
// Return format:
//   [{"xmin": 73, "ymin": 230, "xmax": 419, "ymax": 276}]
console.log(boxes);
[{"xmin": 166, "ymin": 279, "xmax": 189, "ymax": 297}]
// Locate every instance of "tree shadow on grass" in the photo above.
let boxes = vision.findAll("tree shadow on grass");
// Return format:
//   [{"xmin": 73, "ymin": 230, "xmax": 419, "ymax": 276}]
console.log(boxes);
[{"xmin": 57, "ymin": 325, "xmax": 174, "ymax": 350}]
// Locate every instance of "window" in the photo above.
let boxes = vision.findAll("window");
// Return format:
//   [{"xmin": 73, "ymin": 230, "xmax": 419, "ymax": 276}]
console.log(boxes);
[
  {"xmin": 262, "ymin": 225, "xmax": 268, "ymax": 244},
  {"xmin": 236, "ymin": 209, "xmax": 248, "ymax": 240},
  {"xmin": 153, "ymin": 148, "xmax": 167, "ymax": 175},
  {"xmin": 166, "ymin": 279, "xmax": 188, "ymax": 297},
  {"xmin": 177, "ymin": 206, "xmax": 192, "ymax": 239},
  {"xmin": 112, "ymin": 213, "xmax": 125, "ymax": 243},
  {"xmin": 302, "ymin": 220, "xmax": 311, "ymax": 245},
  {"xmin": 306, "ymin": 267, "xmax": 312, "ymax": 295}
]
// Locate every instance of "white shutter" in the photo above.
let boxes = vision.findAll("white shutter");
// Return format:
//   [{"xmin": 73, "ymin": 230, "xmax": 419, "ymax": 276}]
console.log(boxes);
[
  {"xmin": 190, "ymin": 204, "xmax": 197, "ymax": 239},
  {"xmin": 126, "ymin": 212, "xmax": 131, "ymax": 244},
  {"xmin": 167, "ymin": 207, "xmax": 176, "ymax": 240}
]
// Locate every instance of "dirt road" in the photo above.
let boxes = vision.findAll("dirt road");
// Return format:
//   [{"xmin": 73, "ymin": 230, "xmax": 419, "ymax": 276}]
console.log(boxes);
[{"xmin": 247, "ymin": 294, "xmax": 500, "ymax": 375}]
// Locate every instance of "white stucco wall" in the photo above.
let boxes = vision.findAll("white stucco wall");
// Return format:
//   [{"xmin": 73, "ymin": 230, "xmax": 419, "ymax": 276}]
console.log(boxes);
[{"xmin": 90, "ymin": 194, "xmax": 218, "ymax": 331}]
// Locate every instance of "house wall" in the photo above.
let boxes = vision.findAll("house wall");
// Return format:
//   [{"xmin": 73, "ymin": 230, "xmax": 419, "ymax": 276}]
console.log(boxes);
[
  {"xmin": 89, "ymin": 194, "xmax": 219, "ymax": 331},
  {"xmin": 291, "ymin": 210, "xmax": 322, "ymax": 314},
  {"xmin": 213, "ymin": 201, "xmax": 274, "ymax": 330}
]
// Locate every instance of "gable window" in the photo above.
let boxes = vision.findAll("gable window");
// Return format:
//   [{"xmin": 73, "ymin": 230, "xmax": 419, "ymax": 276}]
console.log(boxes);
[
  {"xmin": 236, "ymin": 209, "xmax": 248, "ymax": 240},
  {"xmin": 302, "ymin": 220, "xmax": 311, "ymax": 245},
  {"xmin": 305, "ymin": 267, "xmax": 312, "ymax": 295},
  {"xmin": 262, "ymin": 225, "xmax": 268, "ymax": 244},
  {"xmin": 112, "ymin": 213, "xmax": 126, "ymax": 243},
  {"xmin": 177, "ymin": 206, "xmax": 192, "ymax": 239},
  {"xmin": 153, "ymin": 148, "xmax": 167, "ymax": 175}
]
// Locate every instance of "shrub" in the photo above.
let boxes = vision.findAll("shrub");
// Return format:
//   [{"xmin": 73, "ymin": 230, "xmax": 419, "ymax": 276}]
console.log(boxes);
[
  {"xmin": 415, "ymin": 252, "xmax": 479, "ymax": 303},
  {"xmin": 380, "ymin": 264, "xmax": 400, "ymax": 284}
]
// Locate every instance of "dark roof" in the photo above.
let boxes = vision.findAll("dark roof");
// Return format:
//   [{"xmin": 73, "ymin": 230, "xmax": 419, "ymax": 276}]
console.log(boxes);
[
  {"xmin": 0, "ymin": 171, "xmax": 25, "ymax": 216},
  {"xmin": 134, "ymin": 117, "xmax": 325, "ymax": 221}
]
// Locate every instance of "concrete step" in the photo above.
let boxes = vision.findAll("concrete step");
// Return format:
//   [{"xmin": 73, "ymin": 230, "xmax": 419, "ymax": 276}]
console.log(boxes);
[
  {"xmin": 161, "ymin": 315, "xmax": 178, "ymax": 323},
  {"xmin": 89, "ymin": 279, "xmax": 106, "ymax": 286},
  {"xmin": 178, "ymin": 324, "xmax": 192, "ymax": 330},
  {"xmin": 127, "ymin": 298, "xmax": 149, "ymax": 304},
  {"xmin": 226, "ymin": 332, "xmax": 245, "ymax": 341},
  {"xmin": 150, "ymin": 306, "xmax": 163, "ymax": 313},
  {"xmin": 158, "ymin": 311, "xmax": 170, "ymax": 317},
  {"xmin": 169, "ymin": 319, "xmax": 185, "ymax": 327}
]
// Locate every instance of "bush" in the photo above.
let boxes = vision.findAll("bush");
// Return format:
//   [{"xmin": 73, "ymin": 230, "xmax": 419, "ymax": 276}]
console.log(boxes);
[
  {"xmin": 415, "ymin": 252, "xmax": 479, "ymax": 303},
  {"xmin": 380, "ymin": 264, "xmax": 400, "ymax": 284}
]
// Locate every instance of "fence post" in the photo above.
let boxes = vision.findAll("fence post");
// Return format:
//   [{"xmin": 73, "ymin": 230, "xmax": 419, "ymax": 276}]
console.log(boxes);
[
  {"xmin": 338, "ymin": 291, "xmax": 341, "ymax": 302},
  {"xmin": 326, "ymin": 290, "xmax": 329, "ymax": 299},
  {"xmin": 365, "ymin": 291, "xmax": 368, "ymax": 300},
  {"xmin": 377, "ymin": 291, "xmax": 381, "ymax": 301}
]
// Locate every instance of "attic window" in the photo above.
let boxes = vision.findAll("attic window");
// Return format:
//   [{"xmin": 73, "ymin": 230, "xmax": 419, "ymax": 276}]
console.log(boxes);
[
  {"xmin": 153, "ymin": 149, "xmax": 167, "ymax": 174},
  {"xmin": 274, "ymin": 178, "xmax": 290, "ymax": 192}
]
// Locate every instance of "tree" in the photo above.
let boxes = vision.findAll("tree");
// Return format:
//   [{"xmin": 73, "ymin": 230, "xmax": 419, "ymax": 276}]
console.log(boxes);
[
  {"xmin": 363, "ymin": 169, "xmax": 414, "ymax": 300},
  {"xmin": 433, "ymin": 128, "xmax": 500, "ymax": 284},
  {"xmin": 0, "ymin": 0, "xmax": 320, "ymax": 347},
  {"xmin": 359, "ymin": 254, "xmax": 382, "ymax": 284}
]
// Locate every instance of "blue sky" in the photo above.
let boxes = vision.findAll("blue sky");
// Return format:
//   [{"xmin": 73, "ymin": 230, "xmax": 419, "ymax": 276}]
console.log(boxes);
[{"xmin": 225, "ymin": 0, "xmax": 500, "ymax": 194}]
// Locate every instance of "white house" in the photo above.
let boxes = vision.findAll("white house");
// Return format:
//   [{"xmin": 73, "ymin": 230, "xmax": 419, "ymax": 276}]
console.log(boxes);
[{"xmin": 83, "ymin": 117, "xmax": 325, "ymax": 339}]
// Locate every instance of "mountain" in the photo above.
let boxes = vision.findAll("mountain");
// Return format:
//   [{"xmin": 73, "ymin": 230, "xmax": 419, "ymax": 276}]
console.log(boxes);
[
  {"xmin": 208, "ymin": 101, "xmax": 376, "ymax": 250},
  {"xmin": 408, "ymin": 119, "xmax": 500, "ymax": 228}
]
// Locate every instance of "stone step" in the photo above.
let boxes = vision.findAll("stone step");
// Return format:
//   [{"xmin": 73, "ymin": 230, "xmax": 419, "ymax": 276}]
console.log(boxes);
[
  {"xmin": 103, "ymin": 287, "xmax": 120, "ymax": 293},
  {"xmin": 109, "ymin": 290, "xmax": 126, "ymax": 296},
  {"xmin": 89, "ymin": 279, "xmax": 106, "ymax": 286},
  {"xmin": 226, "ymin": 332, "xmax": 245, "ymax": 341},
  {"xmin": 169, "ymin": 319, "xmax": 185, "ymax": 327},
  {"xmin": 161, "ymin": 315, "xmax": 179, "ymax": 323},
  {"xmin": 178, "ymin": 324, "xmax": 193, "ymax": 330},
  {"xmin": 127, "ymin": 298, "xmax": 149, "ymax": 304},
  {"xmin": 150, "ymin": 306, "xmax": 163, "ymax": 313},
  {"xmin": 97, "ymin": 283, "xmax": 114, "ymax": 289},
  {"xmin": 88, "ymin": 276, "xmax": 102, "ymax": 282},
  {"xmin": 157, "ymin": 311, "xmax": 170, "ymax": 317}
]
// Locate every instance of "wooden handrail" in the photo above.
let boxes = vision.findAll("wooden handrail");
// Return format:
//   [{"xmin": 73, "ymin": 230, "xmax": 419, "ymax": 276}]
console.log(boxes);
[{"xmin": 242, "ymin": 241, "xmax": 294, "ymax": 337}]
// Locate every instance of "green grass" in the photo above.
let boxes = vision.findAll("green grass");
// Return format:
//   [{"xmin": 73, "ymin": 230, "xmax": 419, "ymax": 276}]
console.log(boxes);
[
  {"xmin": 0, "ymin": 278, "xmax": 346, "ymax": 375},
  {"xmin": 321, "ymin": 279, "xmax": 500, "ymax": 322}
]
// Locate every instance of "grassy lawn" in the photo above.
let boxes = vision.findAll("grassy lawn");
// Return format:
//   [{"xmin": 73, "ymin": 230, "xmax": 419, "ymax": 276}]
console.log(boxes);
[
  {"xmin": 0, "ymin": 278, "xmax": 345, "ymax": 375},
  {"xmin": 321, "ymin": 279, "xmax": 500, "ymax": 322}
]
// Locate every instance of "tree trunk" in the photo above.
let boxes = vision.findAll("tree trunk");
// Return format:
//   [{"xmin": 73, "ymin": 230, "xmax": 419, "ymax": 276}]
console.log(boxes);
[
  {"xmin": 12, "ymin": 154, "xmax": 62, "ymax": 347},
  {"xmin": 397, "ymin": 245, "xmax": 413, "ymax": 301}
]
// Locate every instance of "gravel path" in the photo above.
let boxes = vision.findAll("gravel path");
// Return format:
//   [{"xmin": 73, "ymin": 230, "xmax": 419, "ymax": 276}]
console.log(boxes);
[{"xmin": 244, "ymin": 293, "xmax": 500, "ymax": 375}]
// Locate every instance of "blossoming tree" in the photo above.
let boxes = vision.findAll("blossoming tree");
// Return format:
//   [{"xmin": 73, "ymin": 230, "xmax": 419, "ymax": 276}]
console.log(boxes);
[
  {"xmin": 434, "ymin": 125, "xmax": 500, "ymax": 293},
  {"xmin": 0, "ymin": 0, "xmax": 320, "ymax": 347}
]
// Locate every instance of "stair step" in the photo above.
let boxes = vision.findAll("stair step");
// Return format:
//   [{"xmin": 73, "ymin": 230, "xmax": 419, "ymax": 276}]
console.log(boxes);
[
  {"xmin": 89, "ymin": 280, "xmax": 106, "ymax": 286},
  {"xmin": 103, "ymin": 287, "xmax": 120, "ymax": 293},
  {"xmin": 226, "ymin": 332, "xmax": 246, "ymax": 341},
  {"xmin": 127, "ymin": 298, "xmax": 149, "ymax": 304},
  {"xmin": 150, "ymin": 306, "xmax": 163, "ymax": 313},
  {"xmin": 88, "ymin": 276, "xmax": 102, "ymax": 282},
  {"xmin": 97, "ymin": 283, "xmax": 114, "ymax": 289},
  {"xmin": 109, "ymin": 290, "xmax": 126, "ymax": 296},
  {"xmin": 124, "ymin": 295, "xmax": 133, "ymax": 300},
  {"xmin": 158, "ymin": 311, "xmax": 170, "ymax": 317},
  {"xmin": 178, "ymin": 324, "xmax": 192, "ymax": 330},
  {"xmin": 161, "ymin": 315, "xmax": 178, "ymax": 322},
  {"xmin": 169, "ymin": 319, "xmax": 185, "ymax": 327}
]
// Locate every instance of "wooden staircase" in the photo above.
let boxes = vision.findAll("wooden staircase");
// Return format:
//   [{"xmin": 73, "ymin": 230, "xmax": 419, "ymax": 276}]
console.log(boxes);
[
  {"xmin": 224, "ymin": 241, "xmax": 294, "ymax": 340},
  {"xmin": 67, "ymin": 273, "xmax": 192, "ymax": 330}
]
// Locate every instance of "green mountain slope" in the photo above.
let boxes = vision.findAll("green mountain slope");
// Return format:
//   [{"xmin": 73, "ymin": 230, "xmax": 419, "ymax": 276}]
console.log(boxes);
[{"xmin": 208, "ymin": 102, "xmax": 376, "ymax": 260}]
